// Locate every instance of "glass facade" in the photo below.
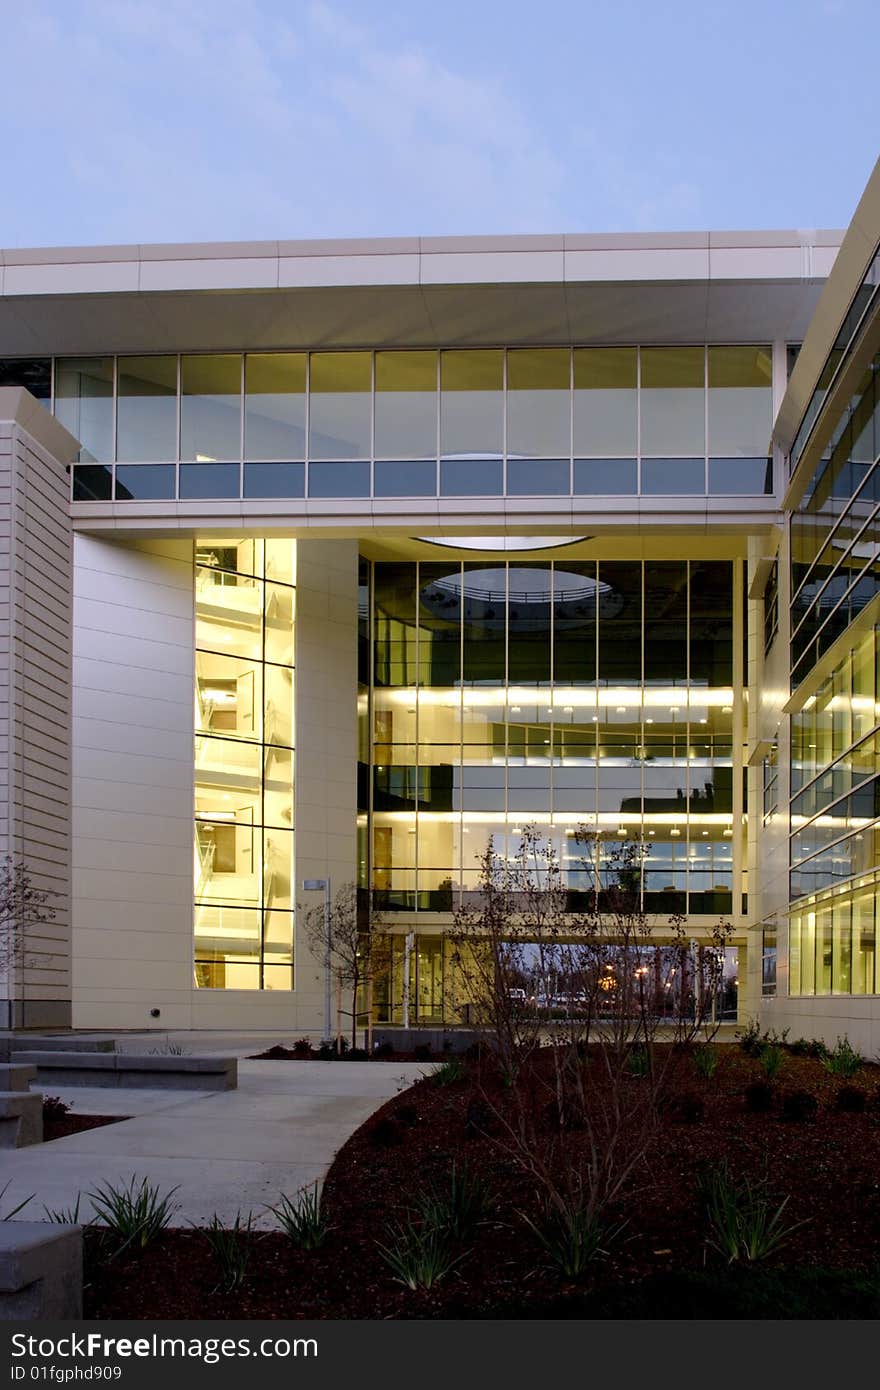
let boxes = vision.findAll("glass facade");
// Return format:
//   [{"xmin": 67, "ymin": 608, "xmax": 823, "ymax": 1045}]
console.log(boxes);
[
  {"xmin": 790, "ymin": 353, "xmax": 880, "ymax": 687},
  {"xmin": 362, "ymin": 557, "xmax": 739, "ymax": 918},
  {"xmin": 787, "ymin": 239, "xmax": 880, "ymax": 999},
  {"xmin": 49, "ymin": 345, "xmax": 771, "ymax": 500},
  {"xmin": 194, "ymin": 539, "xmax": 296, "ymax": 990},
  {"xmin": 790, "ymin": 246, "xmax": 880, "ymax": 470}
]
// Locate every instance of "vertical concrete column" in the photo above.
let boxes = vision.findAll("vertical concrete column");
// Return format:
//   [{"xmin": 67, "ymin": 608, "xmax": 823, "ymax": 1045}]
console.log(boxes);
[
  {"xmin": 71, "ymin": 535, "xmax": 195, "ymax": 1029},
  {"xmin": 293, "ymin": 540, "xmax": 359, "ymax": 1035},
  {"xmin": 0, "ymin": 389, "xmax": 77, "ymax": 1030}
]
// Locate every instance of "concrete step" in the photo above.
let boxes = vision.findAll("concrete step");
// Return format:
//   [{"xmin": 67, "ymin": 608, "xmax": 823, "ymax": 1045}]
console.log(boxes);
[
  {"xmin": 0, "ymin": 1064, "xmax": 37, "ymax": 1093},
  {"xmin": 0, "ymin": 1091, "xmax": 42, "ymax": 1148},
  {"xmin": 7, "ymin": 1036, "xmax": 116, "ymax": 1054}
]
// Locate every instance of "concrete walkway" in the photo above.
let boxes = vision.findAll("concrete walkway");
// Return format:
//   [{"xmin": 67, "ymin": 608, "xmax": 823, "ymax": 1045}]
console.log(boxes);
[{"xmin": 0, "ymin": 1059, "xmax": 428, "ymax": 1229}]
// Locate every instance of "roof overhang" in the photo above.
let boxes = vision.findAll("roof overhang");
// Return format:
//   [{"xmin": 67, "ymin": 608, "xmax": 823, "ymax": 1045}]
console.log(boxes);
[{"xmin": 0, "ymin": 230, "xmax": 841, "ymax": 355}]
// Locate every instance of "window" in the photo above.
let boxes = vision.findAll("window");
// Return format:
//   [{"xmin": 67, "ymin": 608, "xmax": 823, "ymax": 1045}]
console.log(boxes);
[
  {"xmin": 244, "ymin": 354, "xmax": 306, "ymax": 460},
  {"xmin": 55, "ymin": 357, "xmax": 113, "ymax": 461},
  {"xmin": 309, "ymin": 352, "xmax": 371, "ymax": 459},
  {"xmin": 116, "ymin": 356, "xmax": 177, "ymax": 461},
  {"xmin": 180, "ymin": 355, "xmax": 241, "ymax": 461}
]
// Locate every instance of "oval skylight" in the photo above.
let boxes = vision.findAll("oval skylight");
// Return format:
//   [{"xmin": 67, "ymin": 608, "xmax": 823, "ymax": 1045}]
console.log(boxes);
[{"xmin": 417, "ymin": 535, "xmax": 590, "ymax": 552}]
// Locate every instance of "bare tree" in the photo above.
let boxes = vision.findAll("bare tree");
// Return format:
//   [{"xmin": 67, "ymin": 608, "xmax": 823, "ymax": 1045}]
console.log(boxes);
[
  {"xmin": 0, "ymin": 857, "xmax": 58, "ymax": 1029},
  {"xmin": 301, "ymin": 883, "xmax": 389, "ymax": 1053},
  {"xmin": 449, "ymin": 826, "xmax": 731, "ymax": 1228}
]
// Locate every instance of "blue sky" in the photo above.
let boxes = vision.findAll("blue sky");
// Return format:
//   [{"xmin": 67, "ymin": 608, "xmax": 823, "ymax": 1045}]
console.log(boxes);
[{"xmin": 2, "ymin": 0, "xmax": 877, "ymax": 247}]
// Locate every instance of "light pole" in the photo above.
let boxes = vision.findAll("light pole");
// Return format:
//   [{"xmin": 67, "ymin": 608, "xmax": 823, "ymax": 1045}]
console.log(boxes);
[{"xmin": 302, "ymin": 878, "xmax": 331, "ymax": 1040}]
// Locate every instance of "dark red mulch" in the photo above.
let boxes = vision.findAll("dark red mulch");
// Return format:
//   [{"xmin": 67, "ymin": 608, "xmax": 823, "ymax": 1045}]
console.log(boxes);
[
  {"xmin": 44, "ymin": 1114, "xmax": 128, "ymax": 1142},
  {"xmin": 248, "ymin": 1043, "xmax": 431, "ymax": 1062},
  {"xmin": 83, "ymin": 1048, "xmax": 880, "ymax": 1320}
]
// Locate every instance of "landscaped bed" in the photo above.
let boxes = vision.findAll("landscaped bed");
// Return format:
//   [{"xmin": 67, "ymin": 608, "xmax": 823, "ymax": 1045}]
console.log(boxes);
[
  {"xmin": 82, "ymin": 1040, "xmax": 880, "ymax": 1319},
  {"xmin": 42, "ymin": 1099, "xmax": 127, "ymax": 1143}
]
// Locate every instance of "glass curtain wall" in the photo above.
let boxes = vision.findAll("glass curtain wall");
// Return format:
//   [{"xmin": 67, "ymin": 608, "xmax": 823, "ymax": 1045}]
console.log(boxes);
[
  {"xmin": 61, "ymin": 345, "xmax": 773, "ymax": 501},
  {"xmin": 194, "ymin": 538, "xmax": 296, "ymax": 990},
  {"xmin": 367, "ymin": 558, "xmax": 737, "ymax": 917},
  {"xmin": 790, "ymin": 353, "xmax": 880, "ymax": 687}
]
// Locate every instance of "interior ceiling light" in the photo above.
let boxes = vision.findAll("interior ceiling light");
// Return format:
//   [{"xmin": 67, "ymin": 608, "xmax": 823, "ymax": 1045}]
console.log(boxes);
[{"xmin": 417, "ymin": 535, "xmax": 591, "ymax": 552}]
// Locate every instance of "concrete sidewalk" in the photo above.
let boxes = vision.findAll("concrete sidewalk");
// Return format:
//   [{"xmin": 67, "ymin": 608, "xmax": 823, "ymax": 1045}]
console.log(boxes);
[{"xmin": 0, "ymin": 1060, "xmax": 427, "ymax": 1229}]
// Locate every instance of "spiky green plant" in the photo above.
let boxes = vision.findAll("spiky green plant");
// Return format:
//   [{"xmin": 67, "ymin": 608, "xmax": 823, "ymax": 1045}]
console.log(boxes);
[
  {"xmin": 87, "ymin": 1175, "xmax": 179, "ymax": 1255},
  {"xmin": 520, "ymin": 1197, "xmax": 625, "ymax": 1280},
  {"xmin": 697, "ymin": 1160, "xmax": 806, "ymax": 1263},
  {"xmin": 265, "ymin": 1184, "xmax": 332, "ymax": 1250},
  {"xmin": 201, "ymin": 1211, "xmax": 253, "ymax": 1293},
  {"xmin": 376, "ymin": 1218, "xmax": 466, "ymax": 1290},
  {"xmin": 414, "ymin": 1162, "xmax": 493, "ymax": 1243}
]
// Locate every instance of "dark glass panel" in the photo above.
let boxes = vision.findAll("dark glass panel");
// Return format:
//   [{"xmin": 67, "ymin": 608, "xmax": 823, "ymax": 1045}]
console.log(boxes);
[
  {"xmin": 179, "ymin": 462, "xmax": 239, "ymax": 498},
  {"xmin": 0, "ymin": 358, "xmax": 51, "ymax": 401},
  {"xmin": 374, "ymin": 460, "xmax": 436, "ymax": 496},
  {"xmin": 72, "ymin": 464, "xmax": 112, "ymax": 501},
  {"xmin": 574, "ymin": 458, "xmax": 637, "ymax": 494},
  {"xmin": 598, "ymin": 562, "xmax": 642, "ymax": 684},
  {"xmin": 243, "ymin": 462, "xmax": 304, "ymax": 497},
  {"xmin": 373, "ymin": 564, "xmax": 418, "ymax": 689},
  {"xmin": 358, "ymin": 557, "xmax": 370, "ymax": 686},
  {"xmin": 554, "ymin": 562, "xmax": 598, "ymax": 683},
  {"xmin": 690, "ymin": 561, "xmax": 733, "ymax": 685},
  {"xmin": 708, "ymin": 457, "xmax": 772, "ymax": 494},
  {"xmin": 308, "ymin": 461, "xmax": 370, "ymax": 497},
  {"xmin": 115, "ymin": 464, "xmax": 176, "ymax": 500},
  {"xmin": 440, "ymin": 458, "xmax": 503, "ymax": 495},
  {"xmin": 506, "ymin": 458, "xmax": 569, "ymax": 494},
  {"xmin": 462, "ymin": 563, "xmax": 507, "ymax": 684},
  {"xmin": 417, "ymin": 562, "xmax": 461, "ymax": 687},
  {"xmin": 507, "ymin": 563, "xmax": 552, "ymax": 684},
  {"xmin": 643, "ymin": 562, "xmax": 688, "ymax": 683},
  {"xmin": 640, "ymin": 458, "xmax": 705, "ymax": 494}
]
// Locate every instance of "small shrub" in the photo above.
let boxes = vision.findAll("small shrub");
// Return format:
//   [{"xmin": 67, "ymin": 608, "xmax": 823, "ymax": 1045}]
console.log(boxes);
[
  {"xmin": 788, "ymin": 1037, "xmax": 829, "ymax": 1060},
  {"xmin": 292, "ymin": 1037, "xmax": 312, "ymax": 1057},
  {"xmin": 431, "ymin": 1055, "xmax": 466, "ymax": 1086},
  {"xmin": 266, "ymin": 1185, "xmax": 331, "ymax": 1250},
  {"xmin": 88, "ymin": 1175, "xmax": 179, "ymax": 1254},
  {"xmin": 374, "ymin": 1041, "xmax": 395, "ymax": 1059},
  {"xmin": 693, "ymin": 1047, "xmax": 720, "ymax": 1081},
  {"xmin": 744, "ymin": 1080, "xmax": 774, "ymax": 1113},
  {"xmin": 201, "ymin": 1212, "xmax": 252, "ymax": 1293},
  {"xmin": 835, "ymin": 1085, "xmax": 867, "ymax": 1114},
  {"xmin": 376, "ymin": 1219, "xmax": 466, "ymax": 1290},
  {"xmin": 698, "ymin": 1160, "xmax": 804, "ymax": 1263},
  {"xmin": 371, "ymin": 1116, "xmax": 404, "ymax": 1148},
  {"xmin": 414, "ymin": 1162, "xmax": 492, "ymax": 1243},
  {"xmin": 348, "ymin": 1046, "xmax": 369, "ymax": 1060},
  {"xmin": 737, "ymin": 1020, "xmax": 764, "ymax": 1056},
  {"xmin": 413, "ymin": 1043, "xmax": 432, "ymax": 1062},
  {"xmin": 627, "ymin": 1046, "xmax": 650, "ymax": 1078},
  {"xmin": 760, "ymin": 1045, "xmax": 785, "ymax": 1080},
  {"xmin": 42, "ymin": 1096, "xmax": 71, "ymax": 1123},
  {"xmin": 737, "ymin": 1021, "xmax": 789, "ymax": 1057},
  {"xmin": 822, "ymin": 1037, "xmax": 863, "ymax": 1079},
  {"xmin": 520, "ymin": 1197, "xmax": 624, "ymax": 1280},
  {"xmin": 782, "ymin": 1090, "xmax": 818, "ymax": 1122}
]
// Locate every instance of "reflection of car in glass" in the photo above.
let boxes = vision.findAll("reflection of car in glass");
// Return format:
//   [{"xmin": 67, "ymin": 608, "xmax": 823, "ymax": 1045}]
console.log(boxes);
[{"xmin": 508, "ymin": 988, "xmax": 527, "ymax": 1003}]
